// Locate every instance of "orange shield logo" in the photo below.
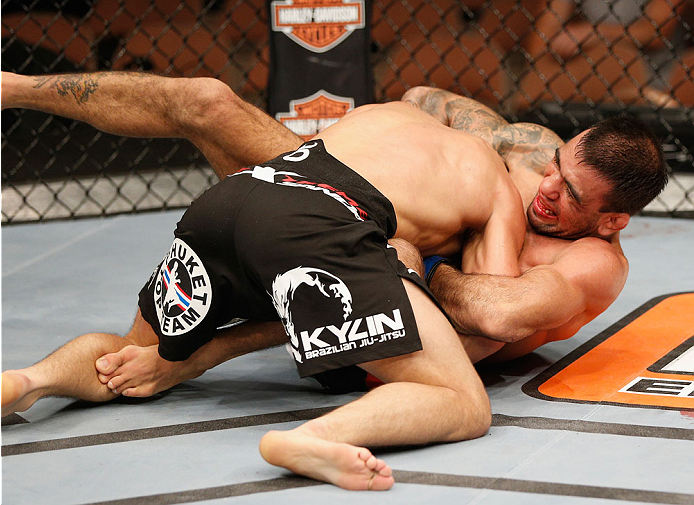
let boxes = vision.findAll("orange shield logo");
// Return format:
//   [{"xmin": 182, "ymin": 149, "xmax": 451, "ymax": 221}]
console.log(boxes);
[
  {"xmin": 271, "ymin": 0, "xmax": 365, "ymax": 53},
  {"xmin": 523, "ymin": 292, "xmax": 694, "ymax": 411},
  {"xmin": 276, "ymin": 90, "xmax": 354, "ymax": 140}
]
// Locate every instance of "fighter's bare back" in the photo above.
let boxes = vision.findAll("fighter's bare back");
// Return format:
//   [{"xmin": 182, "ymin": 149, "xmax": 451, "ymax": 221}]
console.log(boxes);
[{"xmin": 315, "ymin": 101, "xmax": 524, "ymax": 261}]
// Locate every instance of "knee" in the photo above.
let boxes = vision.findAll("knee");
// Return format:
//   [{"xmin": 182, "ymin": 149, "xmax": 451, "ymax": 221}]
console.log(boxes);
[
  {"xmin": 177, "ymin": 77, "xmax": 241, "ymax": 134},
  {"xmin": 469, "ymin": 390, "xmax": 493, "ymax": 439},
  {"xmin": 448, "ymin": 386, "xmax": 492, "ymax": 442}
]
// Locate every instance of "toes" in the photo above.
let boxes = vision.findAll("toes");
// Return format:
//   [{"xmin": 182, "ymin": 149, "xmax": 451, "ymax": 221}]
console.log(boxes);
[
  {"xmin": 358, "ymin": 449, "xmax": 390, "ymax": 476},
  {"xmin": 357, "ymin": 448, "xmax": 373, "ymax": 463},
  {"xmin": 375, "ymin": 460, "xmax": 392, "ymax": 477},
  {"xmin": 368, "ymin": 473, "xmax": 395, "ymax": 491}
]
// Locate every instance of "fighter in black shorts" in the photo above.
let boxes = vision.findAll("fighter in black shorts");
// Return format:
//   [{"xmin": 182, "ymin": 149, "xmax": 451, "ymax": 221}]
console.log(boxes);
[{"xmin": 138, "ymin": 140, "xmax": 443, "ymax": 377}]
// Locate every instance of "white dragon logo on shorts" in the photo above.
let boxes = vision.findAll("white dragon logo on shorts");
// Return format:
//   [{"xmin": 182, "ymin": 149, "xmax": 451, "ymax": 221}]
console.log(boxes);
[{"xmin": 270, "ymin": 266, "xmax": 353, "ymax": 363}]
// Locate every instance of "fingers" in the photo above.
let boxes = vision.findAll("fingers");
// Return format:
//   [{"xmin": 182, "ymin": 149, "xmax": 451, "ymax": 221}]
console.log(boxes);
[
  {"xmin": 95, "ymin": 348, "xmax": 135, "ymax": 393},
  {"xmin": 105, "ymin": 376, "xmax": 142, "ymax": 397},
  {"xmin": 104, "ymin": 370, "xmax": 153, "ymax": 397},
  {"xmin": 105, "ymin": 374, "xmax": 127, "ymax": 392},
  {"xmin": 96, "ymin": 351, "xmax": 124, "ymax": 375},
  {"xmin": 95, "ymin": 345, "xmax": 169, "ymax": 398},
  {"xmin": 96, "ymin": 346, "xmax": 140, "ymax": 388},
  {"xmin": 119, "ymin": 386, "xmax": 153, "ymax": 398}
]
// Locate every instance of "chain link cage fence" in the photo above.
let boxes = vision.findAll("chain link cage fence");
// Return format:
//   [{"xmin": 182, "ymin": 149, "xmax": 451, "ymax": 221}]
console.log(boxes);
[{"xmin": 2, "ymin": 0, "xmax": 693, "ymax": 223}]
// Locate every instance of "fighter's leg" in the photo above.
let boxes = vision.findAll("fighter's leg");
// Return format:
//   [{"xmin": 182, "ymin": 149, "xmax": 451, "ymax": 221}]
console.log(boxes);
[
  {"xmin": 1, "ymin": 309, "xmax": 158, "ymax": 417},
  {"xmin": 96, "ymin": 321, "xmax": 288, "ymax": 397},
  {"xmin": 258, "ymin": 279, "xmax": 490, "ymax": 490},
  {"xmin": 1, "ymin": 71, "xmax": 302, "ymax": 179}
]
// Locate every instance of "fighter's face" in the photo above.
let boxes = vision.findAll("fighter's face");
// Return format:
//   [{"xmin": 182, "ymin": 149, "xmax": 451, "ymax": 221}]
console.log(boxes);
[{"xmin": 527, "ymin": 131, "xmax": 614, "ymax": 240}]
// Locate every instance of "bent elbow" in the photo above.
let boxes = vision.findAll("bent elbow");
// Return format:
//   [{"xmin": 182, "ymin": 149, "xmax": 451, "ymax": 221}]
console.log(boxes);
[
  {"xmin": 401, "ymin": 85, "xmax": 436, "ymax": 104},
  {"xmin": 478, "ymin": 315, "xmax": 534, "ymax": 343}
]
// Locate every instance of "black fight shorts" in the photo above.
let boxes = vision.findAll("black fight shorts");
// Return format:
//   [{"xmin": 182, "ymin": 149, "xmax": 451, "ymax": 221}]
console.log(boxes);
[{"xmin": 138, "ymin": 140, "xmax": 444, "ymax": 377}]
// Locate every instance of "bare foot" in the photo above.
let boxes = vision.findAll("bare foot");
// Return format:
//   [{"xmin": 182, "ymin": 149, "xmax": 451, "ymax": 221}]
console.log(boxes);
[
  {"xmin": 1, "ymin": 371, "xmax": 38, "ymax": 417},
  {"xmin": 259, "ymin": 429, "xmax": 394, "ymax": 490},
  {"xmin": 95, "ymin": 345, "xmax": 200, "ymax": 397}
]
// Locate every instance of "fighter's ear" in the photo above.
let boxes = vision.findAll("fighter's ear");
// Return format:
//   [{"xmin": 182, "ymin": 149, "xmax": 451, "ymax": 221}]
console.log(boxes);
[{"xmin": 597, "ymin": 212, "xmax": 630, "ymax": 236}]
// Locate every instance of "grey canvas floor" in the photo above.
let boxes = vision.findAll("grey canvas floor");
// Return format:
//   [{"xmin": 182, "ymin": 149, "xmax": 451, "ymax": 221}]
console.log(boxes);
[{"xmin": 2, "ymin": 211, "xmax": 693, "ymax": 505}]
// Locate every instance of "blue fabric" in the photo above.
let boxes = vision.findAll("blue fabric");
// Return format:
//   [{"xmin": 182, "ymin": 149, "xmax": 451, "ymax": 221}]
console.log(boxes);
[{"xmin": 423, "ymin": 255, "xmax": 449, "ymax": 285}]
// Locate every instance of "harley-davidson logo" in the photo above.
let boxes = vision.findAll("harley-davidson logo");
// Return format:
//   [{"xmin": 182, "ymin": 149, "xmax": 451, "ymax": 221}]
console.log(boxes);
[
  {"xmin": 276, "ymin": 90, "xmax": 354, "ymax": 140},
  {"xmin": 271, "ymin": 0, "xmax": 365, "ymax": 53}
]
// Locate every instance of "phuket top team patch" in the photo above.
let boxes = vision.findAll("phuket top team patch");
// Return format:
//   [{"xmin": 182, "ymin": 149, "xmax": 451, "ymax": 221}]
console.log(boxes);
[{"xmin": 153, "ymin": 238, "xmax": 212, "ymax": 336}]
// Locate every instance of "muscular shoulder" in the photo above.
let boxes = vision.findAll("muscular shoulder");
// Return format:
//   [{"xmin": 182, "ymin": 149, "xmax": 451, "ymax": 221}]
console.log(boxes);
[
  {"xmin": 562, "ymin": 236, "xmax": 627, "ymax": 264},
  {"xmin": 555, "ymin": 237, "xmax": 629, "ymax": 310},
  {"xmin": 445, "ymin": 133, "xmax": 520, "ymax": 231}
]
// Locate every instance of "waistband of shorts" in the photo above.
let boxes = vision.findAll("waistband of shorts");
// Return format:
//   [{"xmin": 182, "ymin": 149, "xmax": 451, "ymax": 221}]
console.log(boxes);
[{"xmin": 277, "ymin": 139, "xmax": 398, "ymax": 237}]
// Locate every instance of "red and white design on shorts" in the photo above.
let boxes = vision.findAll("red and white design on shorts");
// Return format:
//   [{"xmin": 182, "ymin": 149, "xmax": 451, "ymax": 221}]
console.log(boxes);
[
  {"xmin": 271, "ymin": 0, "xmax": 365, "ymax": 53},
  {"xmin": 275, "ymin": 90, "xmax": 354, "ymax": 141},
  {"xmin": 233, "ymin": 142, "xmax": 368, "ymax": 221}
]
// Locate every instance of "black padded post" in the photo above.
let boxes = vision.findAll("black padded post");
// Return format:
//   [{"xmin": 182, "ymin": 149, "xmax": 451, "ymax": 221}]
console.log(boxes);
[{"xmin": 267, "ymin": 0, "xmax": 374, "ymax": 140}]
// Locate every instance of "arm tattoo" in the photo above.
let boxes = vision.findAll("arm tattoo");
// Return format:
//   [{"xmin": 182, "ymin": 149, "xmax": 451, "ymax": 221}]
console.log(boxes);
[
  {"xmin": 406, "ymin": 88, "xmax": 562, "ymax": 172},
  {"xmin": 448, "ymin": 104, "xmax": 562, "ymax": 172},
  {"xmin": 32, "ymin": 72, "xmax": 147, "ymax": 106},
  {"xmin": 403, "ymin": 98, "xmax": 419, "ymax": 109},
  {"xmin": 33, "ymin": 74, "xmax": 104, "ymax": 105},
  {"xmin": 500, "ymin": 123, "xmax": 564, "ymax": 173},
  {"xmin": 413, "ymin": 89, "xmax": 451, "ymax": 124},
  {"xmin": 445, "ymin": 98, "xmax": 507, "ymax": 146}
]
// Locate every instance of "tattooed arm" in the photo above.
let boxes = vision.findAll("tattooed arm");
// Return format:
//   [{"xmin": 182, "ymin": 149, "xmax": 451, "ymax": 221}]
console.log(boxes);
[
  {"xmin": 1, "ymin": 71, "xmax": 302, "ymax": 178},
  {"xmin": 402, "ymin": 86, "xmax": 564, "ymax": 174}
]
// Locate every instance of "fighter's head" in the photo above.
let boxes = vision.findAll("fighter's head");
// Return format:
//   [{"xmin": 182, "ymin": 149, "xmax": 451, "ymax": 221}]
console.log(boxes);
[{"xmin": 528, "ymin": 116, "xmax": 668, "ymax": 240}]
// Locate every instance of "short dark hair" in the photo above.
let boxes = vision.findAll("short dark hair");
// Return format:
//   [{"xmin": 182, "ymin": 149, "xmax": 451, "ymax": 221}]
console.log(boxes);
[{"xmin": 576, "ymin": 115, "xmax": 668, "ymax": 215}]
